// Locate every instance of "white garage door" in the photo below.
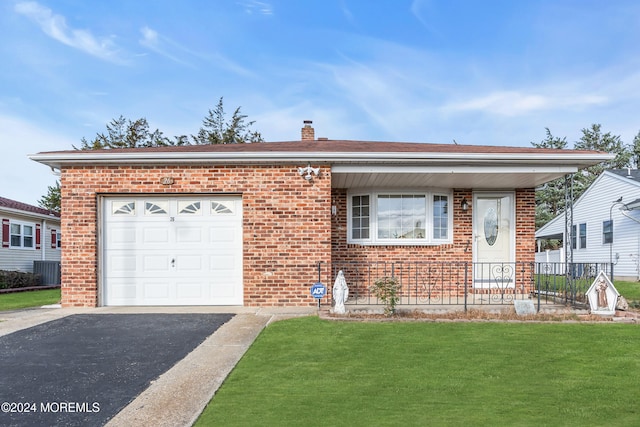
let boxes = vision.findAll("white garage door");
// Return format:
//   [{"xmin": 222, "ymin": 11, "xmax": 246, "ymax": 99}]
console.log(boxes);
[{"xmin": 102, "ymin": 196, "xmax": 243, "ymax": 306}]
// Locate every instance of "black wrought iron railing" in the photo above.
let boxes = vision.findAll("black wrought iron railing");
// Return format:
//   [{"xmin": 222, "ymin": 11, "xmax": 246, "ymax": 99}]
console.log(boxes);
[{"xmin": 317, "ymin": 261, "xmax": 612, "ymax": 311}]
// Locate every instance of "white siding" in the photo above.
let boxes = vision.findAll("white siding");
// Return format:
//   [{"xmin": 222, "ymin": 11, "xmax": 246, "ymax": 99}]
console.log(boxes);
[
  {"xmin": 0, "ymin": 213, "xmax": 61, "ymax": 273},
  {"xmin": 537, "ymin": 172, "xmax": 640, "ymax": 279}
]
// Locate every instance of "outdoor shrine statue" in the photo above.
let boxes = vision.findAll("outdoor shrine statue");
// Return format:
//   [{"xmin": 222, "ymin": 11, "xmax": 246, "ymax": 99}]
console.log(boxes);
[
  {"xmin": 596, "ymin": 278, "xmax": 608, "ymax": 308},
  {"xmin": 586, "ymin": 271, "xmax": 619, "ymax": 316},
  {"xmin": 333, "ymin": 270, "xmax": 349, "ymax": 314}
]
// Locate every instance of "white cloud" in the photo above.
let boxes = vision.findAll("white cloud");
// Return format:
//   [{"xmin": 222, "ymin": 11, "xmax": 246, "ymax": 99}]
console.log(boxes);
[
  {"xmin": 139, "ymin": 26, "xmax": 189, "ymax": 65},
  {"xmin": 238, "ymin": 1, "xmax": 273, "ymax": 15},
  {"xmin": 14, "ymin": 1, "xmax": 124, "ymax": 63},
  {"xmin": 409, "ymin": 0, "xmax": 441, "ymax": 37},
  {"xmin": 442, "ymin": 91, "xmax": 608, "ymax": 116},
  {"xmin": 139, "ymin": 26, "xmax": 253, "ymax": 76}
]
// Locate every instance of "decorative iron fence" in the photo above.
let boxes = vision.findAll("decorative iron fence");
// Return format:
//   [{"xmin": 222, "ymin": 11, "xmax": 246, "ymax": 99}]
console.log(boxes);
[{"xmin": 318, "ymin": 261, "xmax": 612, "ymax": 311}]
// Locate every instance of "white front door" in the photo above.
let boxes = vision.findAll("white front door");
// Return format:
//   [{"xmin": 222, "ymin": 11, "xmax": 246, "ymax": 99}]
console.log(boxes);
[
  {"xmin": 102, "ymin": 196, "xmax": 243, "ymax": 306},
  {"xmin": 473, "ymin": 192, "xmax": 515, "ymax": 289}
]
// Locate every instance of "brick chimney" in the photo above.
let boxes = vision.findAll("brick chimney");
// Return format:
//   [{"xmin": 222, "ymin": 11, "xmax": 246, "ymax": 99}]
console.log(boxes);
[{"xmin": 301, "ymin": 120, "xmax": 315, "ymax": 141}]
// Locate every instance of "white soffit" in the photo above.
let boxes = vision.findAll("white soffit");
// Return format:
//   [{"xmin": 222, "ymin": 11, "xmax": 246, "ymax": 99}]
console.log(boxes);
[{"xmin": 331, "ymin": 165, "xmax": 578, "ymax": 189}]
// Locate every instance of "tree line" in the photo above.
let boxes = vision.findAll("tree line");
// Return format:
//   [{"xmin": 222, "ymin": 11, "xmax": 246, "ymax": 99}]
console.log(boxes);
[
  {"xmin": 76, "ymin": 97, "xmax": 264, "ymax": 149},
  {"xmin": 38, "ymin": 98, "xmax": 262, "ymax": 212},
  {"xmin": 532, "ymin": 123, "xmax": 640, "ymax": 229}
]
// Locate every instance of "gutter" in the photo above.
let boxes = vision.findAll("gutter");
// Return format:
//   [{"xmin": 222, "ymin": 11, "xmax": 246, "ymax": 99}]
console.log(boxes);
[{"xmin": 29, "ymin": 151, "xmax": 614, "ymax": 169}]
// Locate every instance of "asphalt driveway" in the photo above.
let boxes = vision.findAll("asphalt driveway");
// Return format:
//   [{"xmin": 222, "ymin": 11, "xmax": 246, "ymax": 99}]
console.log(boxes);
[{"xmin": 0, "ymin": 313, "xmax": 234, "ymax": 427}]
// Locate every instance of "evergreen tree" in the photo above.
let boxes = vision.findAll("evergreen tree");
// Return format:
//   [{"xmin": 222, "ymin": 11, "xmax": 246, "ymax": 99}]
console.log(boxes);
[
  {"xmin": 45, "ymin": 97, "xmax": 263, "ymax": 208},
  {"xmin": 572, "ymin": 124, "xmax": 631, "ymax": 200},
  {"xmin": 38, "ymin": 181, "xmax": 61, "ymax": 214},
  {"xmin": 75, "ymin": 116, "xmax": 170, "ymax": 149},
  {"xmin": 531, "ymin": 128, "xmax": 568, "ymax": 229},
  {"xmin": 191, "ymin": 97, "xmax": 264, "ymax": 144},
  {"xmin": 631, "ymin": 130, "xmax": 640, "ymax": 168}
]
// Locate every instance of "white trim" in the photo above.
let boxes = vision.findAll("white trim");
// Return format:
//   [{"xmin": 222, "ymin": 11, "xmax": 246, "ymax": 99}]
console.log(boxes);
[
  {"xmin": 347, "ymin": 189, "xmax": 453, "ymax": 246},
  {"xmin": 9, "ymin": 220, "xmax": 36, "ymax": 250},
  {"xmin": 29, "ymin": 150, "xmax": 613, "ymax": 169}
]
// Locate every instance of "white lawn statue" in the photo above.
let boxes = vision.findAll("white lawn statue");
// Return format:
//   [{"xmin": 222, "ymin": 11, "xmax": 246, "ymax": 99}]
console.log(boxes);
[{"xmin": 333, "ymin": 270, "xmax": 349, "ymax": 314}]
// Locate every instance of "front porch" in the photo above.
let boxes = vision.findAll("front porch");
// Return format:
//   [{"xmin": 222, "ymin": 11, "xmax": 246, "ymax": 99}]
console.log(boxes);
[{"xmin": 317, "ymin": 261, "xmax": 612, "ymax": 312}]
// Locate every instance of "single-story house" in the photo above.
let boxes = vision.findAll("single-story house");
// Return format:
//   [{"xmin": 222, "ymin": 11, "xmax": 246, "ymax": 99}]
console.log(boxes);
[
  {"xmin": 536, "ymin": 169, "xmax": 640, "ymax": 281},
  {"xmin": 0, "ymin": 196, "xmax": 61, "ymax": 279},
  {"xmin": 30, "ymin": 121, "xmax": 611, "ymax": 307}
]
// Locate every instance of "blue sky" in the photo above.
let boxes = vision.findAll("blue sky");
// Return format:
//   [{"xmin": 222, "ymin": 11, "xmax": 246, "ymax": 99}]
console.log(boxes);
[{"xmin": 2, "ymin": 0, "xmax": 640, "ymax": 205}]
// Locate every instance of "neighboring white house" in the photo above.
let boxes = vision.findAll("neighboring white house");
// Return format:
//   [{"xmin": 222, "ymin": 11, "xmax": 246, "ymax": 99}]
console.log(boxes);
[
  {"xmin": 0, "ymin": 197, "xmax": 61, "ymax": 278},
  {"xmin": 536, "ymin": 169, "xmax": 640, "ymax": 281}
]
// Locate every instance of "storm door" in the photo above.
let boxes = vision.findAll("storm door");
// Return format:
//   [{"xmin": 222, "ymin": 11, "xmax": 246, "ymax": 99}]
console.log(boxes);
[{"xmin": 473, "ymin": 193, "xmax": 515, "ymax": 289}]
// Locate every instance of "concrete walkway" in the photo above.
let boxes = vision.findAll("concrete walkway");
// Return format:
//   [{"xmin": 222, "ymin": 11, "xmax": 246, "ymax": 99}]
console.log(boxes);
[{"xmin": 0, "ymin": 306, "xmax": 316, "ymax": 427}]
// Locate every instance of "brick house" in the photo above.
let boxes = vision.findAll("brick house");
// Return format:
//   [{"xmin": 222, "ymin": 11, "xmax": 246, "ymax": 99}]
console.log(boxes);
[{"xmin": 30, "ymin": 122, "xmax": 610, "ymax": 307}]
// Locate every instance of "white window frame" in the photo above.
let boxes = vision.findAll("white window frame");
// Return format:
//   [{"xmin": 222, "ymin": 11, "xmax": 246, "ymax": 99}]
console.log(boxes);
[
  {"xmin": 602, "ymin": 220, "xmax": 613, "ymax": 245},
  {"xmin": 10, "ymin": 220, "xmax": 35, "ymax": 250},
  {"xmin": 347, "ymin": 189, "xmax": 453, "ymax": 245}
]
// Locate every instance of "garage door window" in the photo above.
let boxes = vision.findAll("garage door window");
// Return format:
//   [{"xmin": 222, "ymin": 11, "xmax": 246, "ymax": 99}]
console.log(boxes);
[
  {"xmin": 145, "ymin": 201, "xmax": 168, "ymax": 215},
  {"xmin": 211, "ymin": 201, "xmax": 233, "ymax": 214},
  {"xmin": 178, "ymin": 201, "xmax": 201, "ymax": 215},
  {"xmin": 113, "ymin": 201, "xmax": 135, "ymax": 215}
]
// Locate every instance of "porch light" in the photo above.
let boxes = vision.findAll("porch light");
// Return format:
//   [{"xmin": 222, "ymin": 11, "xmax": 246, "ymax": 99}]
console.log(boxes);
[{"xmin": 461, "ymin": 197, "xmax": 469, "ymax": 212}]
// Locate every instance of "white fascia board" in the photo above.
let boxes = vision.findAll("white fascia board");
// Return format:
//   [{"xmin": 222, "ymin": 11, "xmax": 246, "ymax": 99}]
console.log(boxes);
[{"xmin": 29, "ymin": 150, "xmax": 613, "ymax": 168}]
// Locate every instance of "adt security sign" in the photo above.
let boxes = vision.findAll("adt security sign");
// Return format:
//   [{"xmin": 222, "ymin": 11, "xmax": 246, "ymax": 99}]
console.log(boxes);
[{"xmin": 310, "ymin": 282, "xmax": 326, "ymax": 299}]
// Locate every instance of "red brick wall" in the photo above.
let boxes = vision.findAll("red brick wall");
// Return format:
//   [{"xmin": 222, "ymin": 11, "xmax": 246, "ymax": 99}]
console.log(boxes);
[
  {"xmin": 59, "ymin": 164, "xmax": 331, "ymax": 307},
  {"xmin": 515, "ymin": 188, "xmax": 536, "ymax": 264},
  {"xmin": 330, "ymin": 188, "xmax": 536, "ymax": 295}
]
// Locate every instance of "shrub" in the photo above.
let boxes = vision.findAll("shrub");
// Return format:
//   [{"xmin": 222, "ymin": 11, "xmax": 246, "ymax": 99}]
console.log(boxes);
[
  {"xmin": 371, "ymin": 276, "xmax": 400, "ymax": 316},
  {"xmin": 0, "ymin": 270, "xmax": 42, "ymax": 290}
]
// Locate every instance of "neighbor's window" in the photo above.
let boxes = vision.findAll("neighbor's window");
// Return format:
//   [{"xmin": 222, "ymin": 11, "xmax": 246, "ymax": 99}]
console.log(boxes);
[
  {"xmin": 603, "ymin": 220, "xmax": 613, "ymax": 244},
  {"xmin": 10, "ymin": 222, "xmax": 34, "ymax": 249},
  {"xmin": 579, "ymin": 223, "xmax": 587, "ymax": 249},
  {"xmin": 348, "ymin": 191, "xmax": 451, "ymax": 244}
]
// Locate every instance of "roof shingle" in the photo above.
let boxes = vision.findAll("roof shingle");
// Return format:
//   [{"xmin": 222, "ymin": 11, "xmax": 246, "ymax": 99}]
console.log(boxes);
[{"xmin": 0, "ymin": 197, "xmax": 60, "ymax": 218}]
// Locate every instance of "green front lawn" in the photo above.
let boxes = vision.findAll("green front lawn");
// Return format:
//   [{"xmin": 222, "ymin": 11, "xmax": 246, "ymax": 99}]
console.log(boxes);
[
  {"xmin": 197, "ymin": 317, "xmax": 640, "ymax": 426},
  {"xmin": 616, "ymin": 280, "xmax": 640, "ymax": 301},
  {"xmin": 0, "ymin": 288, "xmax": 61, "ymax": 311}
]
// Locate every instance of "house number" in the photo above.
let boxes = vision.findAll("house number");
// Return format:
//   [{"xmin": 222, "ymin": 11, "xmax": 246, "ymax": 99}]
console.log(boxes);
[
  {"xmin": 160, "ymin": 177, "xmax": 175, "ymax": 185},
  {"xmin": 170, "ymin": 217, "xmax": 175, "ymax": 222}
]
